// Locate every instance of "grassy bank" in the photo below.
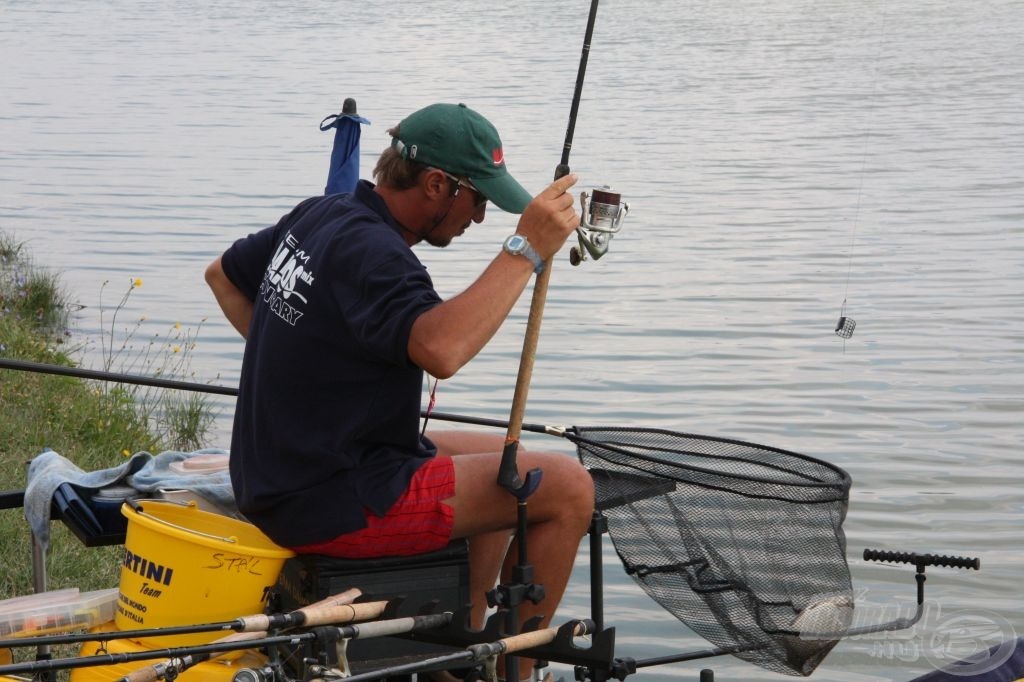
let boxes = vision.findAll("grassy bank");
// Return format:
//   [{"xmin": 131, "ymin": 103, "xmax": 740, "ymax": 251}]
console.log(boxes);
[{"xmin": 0, "ymin": 231, "xmax": 213, "ymax": 599}]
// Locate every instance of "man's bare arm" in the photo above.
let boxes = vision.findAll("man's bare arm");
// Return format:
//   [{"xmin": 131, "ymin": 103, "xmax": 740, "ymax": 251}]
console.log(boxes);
[{"xmin": 205, "ymin": 256, "xmax": 253, "ymax": 339}]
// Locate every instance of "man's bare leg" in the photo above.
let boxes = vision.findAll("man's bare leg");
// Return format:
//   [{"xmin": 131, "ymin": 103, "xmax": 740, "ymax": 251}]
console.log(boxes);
[
  {"xmin": 429, "ymin": 430, "xmax": 594, "ymax": 678},
  {"xmin": 430, "ymin": 431, "xmax": 515, "ymax": 627}
]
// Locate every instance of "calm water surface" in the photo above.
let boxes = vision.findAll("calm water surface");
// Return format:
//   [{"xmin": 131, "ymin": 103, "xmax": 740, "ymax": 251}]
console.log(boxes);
[{"xmin": 2, "ymin": 2, "xmax": 1021, "ymax": 680}]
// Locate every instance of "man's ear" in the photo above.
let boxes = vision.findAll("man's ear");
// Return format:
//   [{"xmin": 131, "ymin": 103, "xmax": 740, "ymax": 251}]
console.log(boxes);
[{"xmin": 422, "ymin": 168, "xmax": 454, "ymax": 201}]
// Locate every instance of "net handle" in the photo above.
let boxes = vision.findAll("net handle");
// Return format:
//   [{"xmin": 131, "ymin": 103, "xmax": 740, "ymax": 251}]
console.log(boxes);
[{"xmin": 427, "ymin": 412, "xmax": 851, "ymax": 494}]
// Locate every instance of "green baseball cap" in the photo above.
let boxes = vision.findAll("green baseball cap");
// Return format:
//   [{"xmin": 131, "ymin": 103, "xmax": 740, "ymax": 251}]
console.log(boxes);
[{"xmin": 392, "ymin": 103, "xmax": 532, "ymax": 214}]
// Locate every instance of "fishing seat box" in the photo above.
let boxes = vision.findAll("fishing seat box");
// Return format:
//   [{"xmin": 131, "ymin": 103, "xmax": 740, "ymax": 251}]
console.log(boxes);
[{"xmin": 275, "ymin": 540, "xmax": 470, "ymax": 666}]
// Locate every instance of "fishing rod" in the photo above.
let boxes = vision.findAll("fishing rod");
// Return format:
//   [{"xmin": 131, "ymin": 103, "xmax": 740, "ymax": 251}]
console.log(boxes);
[
  {"xmin": 496, "ymin": 3, "xmax": 598, "ymax": 492},
  {"xmin": 0, "ymin": 632, "xmax": 311, "ymax": 677},
  {"xmin": 0, "ymin": 356, "xmax": 847, "ymax": 485},
  {"xmin": 0, "ymin": 357, "xmax": 624, "ymax": 446},
  {"xmin": 0, "ymin": 357, "xmax": 238, "ymax": 396},
  {"xmin": 0, "ymin": 613, "xmax": 450, "ymax": 678},
  {"xmin": 0, "ymin": 590, "xmax": 370, "ymax": 650},
  {"xmin": 497, "ymin": 0, "xmax": 627, "ymax": 494},
  {"xmin": 119, "ymin": 612, "xmax": 453, "ymax": 682},
  {"xmin": 339, "ymin": 619, "xmax": 594, "ymax": 682},
  {"xmin": 116, "ymin": 631, "xmax": 267, "ymax": 682},
  {"xmin": 490, "ymin": 9, "xmax": 627, "ymax": 678}
]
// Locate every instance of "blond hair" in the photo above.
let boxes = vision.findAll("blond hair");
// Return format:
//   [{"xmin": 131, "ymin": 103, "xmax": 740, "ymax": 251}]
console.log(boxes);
[{"xmin": 373, "ymin": 124, "xmax": 428, "ymax": 190}]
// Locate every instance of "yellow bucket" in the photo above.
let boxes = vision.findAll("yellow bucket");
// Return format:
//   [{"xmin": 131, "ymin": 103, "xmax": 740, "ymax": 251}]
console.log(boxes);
[
  {"xmin": 72, "ymin": 623, "xmax": 267, "ymax": 682},
  {"xmin": 116, "ymin": 500, "xmax": 293, "ymax": 646}
]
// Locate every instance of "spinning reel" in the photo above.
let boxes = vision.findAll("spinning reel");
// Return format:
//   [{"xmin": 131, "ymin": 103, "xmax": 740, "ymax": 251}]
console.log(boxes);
[{"xmin": 569, "ymin": 186, "xmax": 629, "ymax": 265}]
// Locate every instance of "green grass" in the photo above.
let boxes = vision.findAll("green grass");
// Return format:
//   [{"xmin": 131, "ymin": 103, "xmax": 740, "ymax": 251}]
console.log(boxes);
[
  {"xmin": 0, "ymin": 232, "xmax": 220, "ymax": 675},
  {"xmin": 0, "ymin": 231, "xmax": 214, "ymax": 602}
]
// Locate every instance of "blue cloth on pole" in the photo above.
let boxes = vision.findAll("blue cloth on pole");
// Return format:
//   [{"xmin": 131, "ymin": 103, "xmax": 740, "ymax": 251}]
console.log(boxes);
[{"xmin": 321, "ymin": 112, "xmax": 371, "ymax": 195}]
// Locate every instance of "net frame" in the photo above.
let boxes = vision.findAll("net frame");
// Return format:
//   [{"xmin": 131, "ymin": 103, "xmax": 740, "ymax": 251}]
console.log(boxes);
[{"xmin": 574, "ymin": 426, "xmax": 852, "ymax": 677}]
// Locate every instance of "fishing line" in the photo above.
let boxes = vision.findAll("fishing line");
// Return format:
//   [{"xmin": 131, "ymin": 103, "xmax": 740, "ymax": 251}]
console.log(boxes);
[
  {"xmin": 420, "ymin": 376, "xmax": 439, "ymax": 436},
  {"xmin": 835, "ymin": 4, "xmax": 889, "ymax": 348}
]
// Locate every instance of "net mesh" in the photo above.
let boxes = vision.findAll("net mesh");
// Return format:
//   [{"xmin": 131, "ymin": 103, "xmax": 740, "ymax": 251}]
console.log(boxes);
[{"xmin": 575, "ymin": 427, "xmax": 853, "ymax": 677}]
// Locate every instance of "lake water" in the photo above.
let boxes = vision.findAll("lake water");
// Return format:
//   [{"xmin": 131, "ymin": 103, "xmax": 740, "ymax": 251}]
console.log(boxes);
[{"xmin": 1, "ymin": 1, "xmax": 1021, "ymax": 680}]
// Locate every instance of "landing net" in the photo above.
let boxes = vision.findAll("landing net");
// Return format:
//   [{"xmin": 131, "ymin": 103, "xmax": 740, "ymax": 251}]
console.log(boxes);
[{"xmin": 576, "ymin": 427, "xmax": 853, "ymax": 677}]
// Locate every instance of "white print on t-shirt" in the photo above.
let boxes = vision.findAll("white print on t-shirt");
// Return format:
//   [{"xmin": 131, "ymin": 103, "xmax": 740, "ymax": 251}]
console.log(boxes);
[{"xmin": 258, "ymin": 232, "xmax": 316, "ymax": 326}]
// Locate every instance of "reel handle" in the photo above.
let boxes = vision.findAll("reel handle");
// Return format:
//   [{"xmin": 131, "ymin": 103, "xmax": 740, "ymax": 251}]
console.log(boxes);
[{"xmin": 863, "ymin": 548, "xmax": 980, "ymax": 571}]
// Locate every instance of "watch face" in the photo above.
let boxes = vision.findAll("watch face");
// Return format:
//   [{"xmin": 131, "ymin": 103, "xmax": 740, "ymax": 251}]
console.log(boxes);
[{"xmin": 506, "ymin": 235, "xmax": 526, "ymax": 252}]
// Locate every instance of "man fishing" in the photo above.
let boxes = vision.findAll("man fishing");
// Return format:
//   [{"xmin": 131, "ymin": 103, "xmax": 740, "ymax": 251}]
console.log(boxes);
[{"xmin": 205, "ymin": 102, "xmax": 595, "ymax": 677}]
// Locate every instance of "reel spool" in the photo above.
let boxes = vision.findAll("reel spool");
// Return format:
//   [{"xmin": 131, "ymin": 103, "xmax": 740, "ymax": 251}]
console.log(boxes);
[{"xmin": 570, "ymin": 186, "xmax": 629, "ymax": 265}]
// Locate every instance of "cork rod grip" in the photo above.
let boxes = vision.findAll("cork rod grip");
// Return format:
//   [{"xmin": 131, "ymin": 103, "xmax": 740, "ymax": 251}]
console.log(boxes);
[
  {"xmin": 238, "ymin": 587, "xmax": 364, "ymax": 631},
  {"xmin": 297, "ymin": 600, "xmax": 388, "ymax": 628},
  {"xmin": 499, "ymin": 620, "xmax": 591, "ymax": 654}
]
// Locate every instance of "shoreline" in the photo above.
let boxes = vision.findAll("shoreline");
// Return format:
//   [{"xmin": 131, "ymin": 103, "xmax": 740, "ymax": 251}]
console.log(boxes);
[{"xmin": 1, "ymin": 231, "xmax": 205, "ymax": 597}]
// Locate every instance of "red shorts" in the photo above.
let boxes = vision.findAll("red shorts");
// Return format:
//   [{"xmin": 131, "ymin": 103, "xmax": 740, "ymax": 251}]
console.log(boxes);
[{"xmin": 289, "ymin": 456, "xmax": 455, "ymax": 558}]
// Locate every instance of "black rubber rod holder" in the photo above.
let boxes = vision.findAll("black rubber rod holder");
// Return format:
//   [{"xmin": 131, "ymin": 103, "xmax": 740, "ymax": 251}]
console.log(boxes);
[{"xmin": 863, "ymin": 548, "xmax": 980, "ymax": 571}]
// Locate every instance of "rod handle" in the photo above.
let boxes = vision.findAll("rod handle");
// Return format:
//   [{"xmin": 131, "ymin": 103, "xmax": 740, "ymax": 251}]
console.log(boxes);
[
  {"xmin": 301, "ymin": 600, "xmax": 389, "ymax": 627},
  {"xmin": 240, "ymin": 597, "xmax": 385, "ymax": 632},
  {"xmin": 291, "ymin": 587, "xmax": 362, "ymax": 624},
  {"xmin": 499, "ymin": 626, "xmax": 560, "ymax": 654},
  {"xmin": 118, "ymin": 661, "xmax": 169, "ymax": 682},
  {"xmin": 863, "ymin": 548, "xmax": 980, "ymax": 570},
  {"xmin": 309, "ymin": 587, "xmax": 363, "ymax": 609},
  {"xmin": 351, "ymin": 612, "xmax": 452, "ymax": 639},
  {"xmin": 484, "ymin": 619, "xmax": 593, "ymax": 656}
]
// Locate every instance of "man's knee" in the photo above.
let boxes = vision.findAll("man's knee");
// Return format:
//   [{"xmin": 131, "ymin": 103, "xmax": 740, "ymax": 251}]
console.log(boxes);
[
  {"xmin": 568, "ymin": 457, "xmax": 595, "ymax": 505},
  {"xmin": 542, "ymin": 455, "xmax": 594, "ymax": 527},
  {"xmin": 573, "ymin": 460, "xmax": 596, "ymax": 521}
]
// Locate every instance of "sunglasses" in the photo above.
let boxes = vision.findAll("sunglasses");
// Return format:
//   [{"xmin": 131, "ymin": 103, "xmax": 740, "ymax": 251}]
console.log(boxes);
[{"xmin": 439, "ymin": 170, "xmax": 487, "ymax": 209}]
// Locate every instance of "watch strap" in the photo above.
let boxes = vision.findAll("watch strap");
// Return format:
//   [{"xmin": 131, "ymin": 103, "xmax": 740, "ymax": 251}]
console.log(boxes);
[{"xmin": 503, "ymin": 235, "xmax": 545, "ymax": 274}]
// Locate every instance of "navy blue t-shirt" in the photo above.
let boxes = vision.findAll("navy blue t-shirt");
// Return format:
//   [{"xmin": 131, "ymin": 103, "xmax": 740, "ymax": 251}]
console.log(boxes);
[{"xmin": 221, "ymin": 180, "xmax": 442, "ymax": 546}]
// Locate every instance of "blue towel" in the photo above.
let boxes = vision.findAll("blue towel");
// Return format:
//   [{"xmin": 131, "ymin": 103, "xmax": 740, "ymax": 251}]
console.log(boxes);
[
  {"xmin": 321, "ymin": 113, "xmax": 370, "ymax": 195},
  {"xmin": 24, "ymin": 449, "xmax": 234, "ymax": 554}
]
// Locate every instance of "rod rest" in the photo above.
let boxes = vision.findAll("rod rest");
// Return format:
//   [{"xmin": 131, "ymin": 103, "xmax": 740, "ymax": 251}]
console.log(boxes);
[
  {"xmin": 863, "ymin": 548, "xmax": 980, "ymax": 571},
  {"xmin": 832, "ymin": 547, "xmax": 983, "ymax": 638}
]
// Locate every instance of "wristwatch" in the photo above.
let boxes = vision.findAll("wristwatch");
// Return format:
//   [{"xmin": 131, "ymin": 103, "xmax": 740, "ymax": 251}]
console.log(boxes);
[{"xmin": 502, "ymin": 234, "xmax": 545, "ymax": 274}]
